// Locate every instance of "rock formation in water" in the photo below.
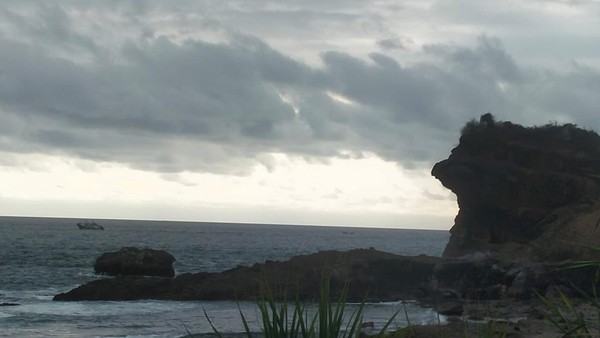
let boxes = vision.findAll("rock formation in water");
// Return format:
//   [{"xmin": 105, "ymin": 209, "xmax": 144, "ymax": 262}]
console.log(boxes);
[
  {"xmin": 56, "ymin": 249, "xmax": 442, "ymax": 302},
  {"xmin": 54, "ymin": 247, "xmax": 597, "ymax": 303},
  {"xmin": 432, "ymin": 114, "xmax": 600, "ymax": 262},
  {"xmin": 94, "ymin": 247, "xmax": 176, "ymax": 277}
]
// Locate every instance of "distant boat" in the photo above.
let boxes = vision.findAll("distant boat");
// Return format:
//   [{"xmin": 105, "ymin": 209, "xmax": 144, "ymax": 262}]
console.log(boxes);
[{"xmin": 77, "ymin": 220, "xmax": 104, "ymax": 230}]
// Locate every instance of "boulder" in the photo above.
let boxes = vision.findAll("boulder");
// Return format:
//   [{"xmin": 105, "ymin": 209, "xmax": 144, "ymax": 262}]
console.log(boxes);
[
  {"xmin": 94, "ymin": 247, "xmax": 175, "ymax": 277},
  {"xmin": 432, "ymin": 115, "xmax": 600, "ymax": 262},
  {"xmin": 436, "ymin": 302, "xmax": 464, "ymax": 316},
  {"xmin": 430, "ymin": 259, "xmax": 508, "ymax": 300}
]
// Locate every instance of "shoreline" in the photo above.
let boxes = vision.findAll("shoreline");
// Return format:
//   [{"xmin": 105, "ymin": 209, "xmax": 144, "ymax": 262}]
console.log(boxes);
[
  {"xmin": 52, "ymin": 246, "xmax": 600, "ymax": 337},
  {"xmin": 403, "ymin": 297, "xmax": 599, "ymax": 338},
  {"xmin": 177, "ymin": 287, "xmax": 593, "ymax": 337}
]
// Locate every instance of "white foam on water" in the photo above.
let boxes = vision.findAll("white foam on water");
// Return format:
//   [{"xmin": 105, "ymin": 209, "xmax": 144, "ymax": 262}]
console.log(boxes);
[
  {"xmin": 77, "ymin": 271, "xmax": 99, "ymax": 277},
  {"xmin": 1, "ymin": 287, "xmax": 74, "ymax": 303},
  {"xmin": 0, "ymin": 310, "xmax": 15, "ymax": 319},
  {"xmin": 368, "ymin": 299, "xmax": 417, "ymax": 305},
  {"xmin": 101, "ymin": 335, "xmax": 165, "ymax": 338},
  {"xmin": 1, "ymin": 298, "xmax": 444, "ymax": 337},
  {"xmin": 16, "ymin": 300, "xmax": 199, "ymax": 317}
]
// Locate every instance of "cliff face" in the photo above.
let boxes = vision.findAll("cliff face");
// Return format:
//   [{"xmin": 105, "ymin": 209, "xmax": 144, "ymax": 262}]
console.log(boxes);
[{"xmin": 433, "ymin": 117, "xmax": 600, "ymax": 261}]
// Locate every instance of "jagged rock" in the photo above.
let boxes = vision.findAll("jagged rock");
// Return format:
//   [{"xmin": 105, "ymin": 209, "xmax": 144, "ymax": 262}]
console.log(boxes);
[
  {"xmin": 504, "ymin": 265, "xmax": 551, "ymax": 300},
  {"xmin": 430, "ymin": 259, "xmax": 508, "ymax": 300},
  {"xmin": 56, "ymin": 249, "xmax": 442, "ymax": 302},
  {"xmin": 94, "ymin": 247, "xmax": 175, "ymax": 277},
  {"xmin": 432, "ymin": 116, "xmax": 600, "ymax": 262},
  {"xmin": 54, "ymin": 248, "xmax": 600, "ymax": 303},
  {"xmin": 54, "ymin": 275, "xmax": 173, "ymax": 301},
  {"xmin": 436, "ymin": 302, "xmax": 464, "ymax": 316}
]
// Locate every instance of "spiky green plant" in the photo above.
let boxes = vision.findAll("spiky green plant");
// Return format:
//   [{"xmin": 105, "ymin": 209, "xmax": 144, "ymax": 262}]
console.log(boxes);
[
  {"xmin": 537, "ymin": 246, "xmax": 600, "ymax": 336},
  {"xmin": 537, "ymin": 287, "xmax": 594, "ymax": 336},
  {"xmin": 203, "ymin": 276, "xmax": 400, "ymax": 338}
]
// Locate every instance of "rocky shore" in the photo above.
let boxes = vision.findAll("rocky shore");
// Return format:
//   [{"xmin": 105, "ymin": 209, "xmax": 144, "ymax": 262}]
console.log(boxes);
[
  {"xmin": 53, "ymin": 247, "xmax": 596, "ymax": 306},
  {"xmin": 55, "ymin": 249, "xmax": 440, "ymax": 301},
  {"xmin": 53, "ymin": 116, "xmax": 600, "ymax": 337}
]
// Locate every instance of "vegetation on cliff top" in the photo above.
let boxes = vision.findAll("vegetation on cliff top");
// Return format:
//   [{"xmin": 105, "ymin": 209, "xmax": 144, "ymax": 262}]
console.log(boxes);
[{"xmin": 460, "ymin": 113, "xmax": 600, "ymax": 155}]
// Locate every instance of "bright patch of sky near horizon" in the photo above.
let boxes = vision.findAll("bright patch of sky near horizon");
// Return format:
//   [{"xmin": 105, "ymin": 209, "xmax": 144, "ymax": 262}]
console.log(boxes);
[
  {"xmin": 1, "ymin": 0, "xmax": 600, "ymax": 229},
  {"xmin": 0, "ymin": 152, "xmax": 455, "ymax": 229}
]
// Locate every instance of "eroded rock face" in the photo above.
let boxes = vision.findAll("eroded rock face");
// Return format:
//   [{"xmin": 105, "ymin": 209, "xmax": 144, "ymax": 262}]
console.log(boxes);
[
  {"xmin": 94, "ymin": 247, "xmax": 176, "ymax": 277},
  {"xmin": 432, "ymin": 117, "xmax": 600, "ymax": 261}
]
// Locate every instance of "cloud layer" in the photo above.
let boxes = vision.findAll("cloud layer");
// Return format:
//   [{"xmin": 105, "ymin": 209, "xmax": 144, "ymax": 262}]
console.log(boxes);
[{"xmin": 1, "ymin": 1, "xmax": 600, "ymax": 175}]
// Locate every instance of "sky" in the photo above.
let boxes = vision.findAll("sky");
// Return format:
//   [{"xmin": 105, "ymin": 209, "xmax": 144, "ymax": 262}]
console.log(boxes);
[{"xmin": 1, "ymin": 1, "xmax": 600, "ymax": 229}]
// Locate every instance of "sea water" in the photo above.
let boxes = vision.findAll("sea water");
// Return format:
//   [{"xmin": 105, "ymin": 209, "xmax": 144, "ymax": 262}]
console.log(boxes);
[{"xmin": 0, "ymin": 216, "xmax": 450, "ymax": 337}]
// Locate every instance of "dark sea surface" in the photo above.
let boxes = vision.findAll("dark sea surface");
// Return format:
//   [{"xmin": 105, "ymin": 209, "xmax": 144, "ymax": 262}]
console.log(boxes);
[{"xmin": 0, "ymin": 216, "xmax": 450, "ymax": 337}]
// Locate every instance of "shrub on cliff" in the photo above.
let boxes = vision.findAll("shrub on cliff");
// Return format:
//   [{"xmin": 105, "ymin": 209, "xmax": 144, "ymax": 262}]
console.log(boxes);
[
  {"xmin": 460, "ymin": 113, "xmax": 499, "ymax": 136},
  {"xmin": 460, "ymin": 113, "xmax": 600, "ymax": 155}
]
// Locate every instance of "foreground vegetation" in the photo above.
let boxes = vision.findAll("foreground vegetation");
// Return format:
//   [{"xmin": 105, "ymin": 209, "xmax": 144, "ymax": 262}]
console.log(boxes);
[
  {"xmin": 193, "ymin": 245, "xmax": 600, "ymax": 338},
  {"xmin": 197, "ymin": 277, "xmax": 515, "ymax": 338},
  {"xmin": 536, "ymin": 252, "xmax": 600, "ymax": 337},
  {"xmin": 199, "ymin": 277, "xmax": 398, "ymax": 338}
]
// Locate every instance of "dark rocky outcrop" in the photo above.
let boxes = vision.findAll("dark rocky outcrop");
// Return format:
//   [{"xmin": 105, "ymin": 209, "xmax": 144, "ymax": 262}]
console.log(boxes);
[
  {"xmin": 56, "ymin": 249, "xmax": 442, "ymax": 302},
  {"xmin": 94, "ymin": 247, "xmax": 176, "ymax": 277},
  {"xmin": 433, "ymin": 115, "xmax": 600, "ymax": 262},
  {"xmin": 54, "ymin": 248, "xmax": 597, "ymax": 303}
]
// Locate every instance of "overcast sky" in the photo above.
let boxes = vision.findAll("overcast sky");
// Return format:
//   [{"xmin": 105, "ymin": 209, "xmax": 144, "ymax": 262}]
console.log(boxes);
[{"xmin": 1, "ymin": 1, "xmax": 599, "ymax": 229}]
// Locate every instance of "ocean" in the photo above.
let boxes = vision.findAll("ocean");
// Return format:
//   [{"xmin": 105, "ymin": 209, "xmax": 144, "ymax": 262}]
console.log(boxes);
[{"xmin": 0, "ymin": 216, "xmax": 450, "ymax": 337}]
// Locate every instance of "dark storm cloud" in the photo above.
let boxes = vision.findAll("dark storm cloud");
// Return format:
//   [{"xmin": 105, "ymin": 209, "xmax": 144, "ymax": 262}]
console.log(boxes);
[
  {"xmin": 0, "ymin": 5, "xmax": 99, "ymax": 59},
  {"xmin": 377, "ymin": 38, "xmax": 406, "ymax": 50},
  {"xmin": 317, "ymin": 37, "xmax": 519, "ymax": 135},
  {"xmin": 0, "ymin": 4, "xmax": 599, "ymax": 174},
  {"xmin": 425, "ymin": 37, "xmax": 522, "ymax": 82},
  {"xmin": 0, "ymin": 33, "xmax": 327, "ymax": 173}
]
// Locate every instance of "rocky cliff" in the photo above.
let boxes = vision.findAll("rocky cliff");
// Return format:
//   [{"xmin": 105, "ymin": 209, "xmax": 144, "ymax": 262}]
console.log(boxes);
[{"xmin": 432, "ymin": 114, "xmax": 600, "ymax": 261}]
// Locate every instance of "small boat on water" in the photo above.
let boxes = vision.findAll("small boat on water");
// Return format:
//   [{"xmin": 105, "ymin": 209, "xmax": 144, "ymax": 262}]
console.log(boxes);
[{"xmin": 77, "ymin": 220, "xmax": 104, "ymax": 230}]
